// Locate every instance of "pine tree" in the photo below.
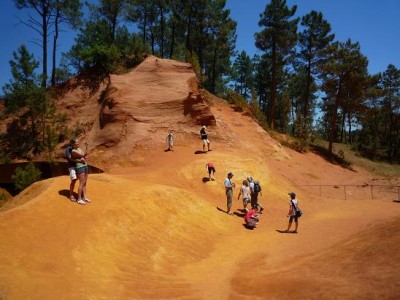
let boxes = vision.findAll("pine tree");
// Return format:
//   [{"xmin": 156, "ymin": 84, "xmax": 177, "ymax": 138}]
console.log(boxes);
[
  {"xmin": 2, "ymin": 45, "xmax": 40, "ymax": 111},
  {"xmin": 320, "ymin": 39, "xmax": 369, "ymax": 154},
  {"xmin": 231, "ymin": 51, "xmax": 254, "ymax": 100},
  {"xmin": 51, "ymin": 0, "xmax": 83, "ymax": 86},
  {"xmin": 254, "ymin": 0, "xmax": 298, "ymax": 130},
  {"xmin": 14, "ymin": 0, "xmax": 55, "ymax": 88},
  {"xmin": 296, "ymin": 10, "xmax": 334, "ymax": 139}
]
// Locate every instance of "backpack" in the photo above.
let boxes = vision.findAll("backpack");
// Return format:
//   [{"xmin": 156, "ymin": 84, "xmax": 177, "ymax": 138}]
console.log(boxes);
[
  {"xmin": 64, "ymin": 146, "xmax": 73, "ymax": 160},
  {"xmin": 253, "ymin": 181, "xmax": 261, "ymax": 193}
]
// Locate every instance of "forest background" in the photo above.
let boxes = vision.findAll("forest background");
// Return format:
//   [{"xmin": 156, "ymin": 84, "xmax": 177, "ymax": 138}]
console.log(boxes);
[{"xmin": 1, "ymin": 0, "xmax": 400, "ymax": 164}]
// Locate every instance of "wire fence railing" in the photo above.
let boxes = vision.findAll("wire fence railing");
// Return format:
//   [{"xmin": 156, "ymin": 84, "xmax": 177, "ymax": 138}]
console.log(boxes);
[{"xmin": 291, "ymin": 185, "xmax": 400, "ymax": 201}]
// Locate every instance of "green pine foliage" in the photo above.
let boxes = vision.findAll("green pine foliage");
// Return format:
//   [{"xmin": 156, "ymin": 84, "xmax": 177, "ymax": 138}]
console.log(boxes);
[{"xmin": 11, "ymin": 162, "xmax": 42, "ymax": 192}]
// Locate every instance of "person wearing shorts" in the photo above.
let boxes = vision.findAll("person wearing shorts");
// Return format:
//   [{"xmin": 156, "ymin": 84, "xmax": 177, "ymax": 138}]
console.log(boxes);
[
  {"xmin": 66, "ymin": 139, "xmax": 78, "ymax": 202},
  {"xmin": 224, "ymin": 172, "xmax": 235, "ymax": 215},
  {"xmin": 206, "ymin": 162, "xmax": 215, "ymax": 180},
  {"xmin": 238, "ymin": 179, "xmax": 251, "ymax": 212},
  {"xmin": 200, "ymin": 125, "xmax": 211, "ymax": 152},
  {"xmin": 71, "ymin": 140, "xmax": 90, "ymax": 205},
  {"xmin": 285, "ymin": 192, "xmax": 299, "ymax": 233}
]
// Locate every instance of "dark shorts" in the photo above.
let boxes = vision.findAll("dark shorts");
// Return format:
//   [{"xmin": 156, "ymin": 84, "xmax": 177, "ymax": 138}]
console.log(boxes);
[
  {"xmin": 76, "ymin": 165, "xmax": 89, "ymax": 174},
  {"xmin": 208, "ymin": 167, "xmax": 215, "ymax": 174},
  {"xmin": 251, "ymin": 193, "xmax": 259, "ymax": 208}
]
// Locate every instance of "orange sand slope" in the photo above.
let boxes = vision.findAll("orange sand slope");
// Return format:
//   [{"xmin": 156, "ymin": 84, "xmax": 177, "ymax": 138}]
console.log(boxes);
[{"xmin": 1, "ymin": 57, "xmax": 400, "ymax": 299}]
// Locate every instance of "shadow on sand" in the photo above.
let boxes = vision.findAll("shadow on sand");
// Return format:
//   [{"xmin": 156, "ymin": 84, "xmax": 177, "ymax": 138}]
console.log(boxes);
[
  {"xmin": 58, "ymin": 189, "xmax": 76, "ymax": 201},
  {"xmin": 276, "ymin": 229, "xmax": 297, "ymax": 234},
  {"xmin": 194, "ymin": 150, "xmax": 207, "ymax": 154},
  {"xmin": 202, "ymin": 177, "xmax": 216, "ymax": 183}
]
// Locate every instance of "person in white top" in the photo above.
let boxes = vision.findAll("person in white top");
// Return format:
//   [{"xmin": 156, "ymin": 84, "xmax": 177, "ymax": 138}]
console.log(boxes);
[
  {"xmin": 285, "ymin": 192, "xmax": 300, "ymax": 233},
  {"xmin": 237, "ymin": 179, "xmax": 251, "ymax": 212}
]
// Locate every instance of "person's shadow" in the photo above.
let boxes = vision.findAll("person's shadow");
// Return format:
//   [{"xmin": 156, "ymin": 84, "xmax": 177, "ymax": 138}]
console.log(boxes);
[
  {"xmin": 194, "ymin": 150, "xmax": 207, "ymax": 154},
  {"xmin": 202, "ymin": 177, "xmax": 215, "ymax": 183},
  {"xmin": 58, "ymin": 189, "xmax": 73, "ymax": 200},
  {"xmin": 202, "ymin": 177, "xmax": 210, "ymax": 183}
]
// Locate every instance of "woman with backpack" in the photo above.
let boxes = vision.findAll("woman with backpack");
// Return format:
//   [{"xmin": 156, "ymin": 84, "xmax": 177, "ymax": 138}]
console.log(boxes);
[{"xmin": 247, "ymin": 176, "xmax": 264, "ymax": 213}]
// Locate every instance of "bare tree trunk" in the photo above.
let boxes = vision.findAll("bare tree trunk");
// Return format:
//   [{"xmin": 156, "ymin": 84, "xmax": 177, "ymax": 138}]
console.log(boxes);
[{"xmin": 51, "ymin": 9, "xmax": 60, "ymax": 87}]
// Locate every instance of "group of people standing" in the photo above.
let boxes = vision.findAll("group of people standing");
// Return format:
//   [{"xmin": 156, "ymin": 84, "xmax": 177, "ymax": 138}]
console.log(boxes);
[
  {"xmin": 224, "ymin": 171, "xmax": 301, "ymax": 232},
  {"xmin": 225, "ymin": 173, "xmax": 264, "ymax": 214},
  {"xmin": 65, "ymin": 138, "xmax": 91, "ymax": 205}
]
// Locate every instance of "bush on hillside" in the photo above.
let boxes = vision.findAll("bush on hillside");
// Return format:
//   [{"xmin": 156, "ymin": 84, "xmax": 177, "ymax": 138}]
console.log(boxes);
[{"xmin": 11, "ymin": 162, "xmax": 42, "ymax": 191}]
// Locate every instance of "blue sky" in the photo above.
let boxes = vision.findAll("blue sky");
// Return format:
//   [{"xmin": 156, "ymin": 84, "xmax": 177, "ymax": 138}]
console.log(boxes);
[{"xmin": 1, "ymin": 0, "xmax": 400, "ymax": 90}]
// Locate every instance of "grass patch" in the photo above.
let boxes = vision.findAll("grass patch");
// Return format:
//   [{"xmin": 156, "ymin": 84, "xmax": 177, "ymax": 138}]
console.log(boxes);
[{"xmin": 313, "ymin": 140, "xmax": 400, "ymax": 178}]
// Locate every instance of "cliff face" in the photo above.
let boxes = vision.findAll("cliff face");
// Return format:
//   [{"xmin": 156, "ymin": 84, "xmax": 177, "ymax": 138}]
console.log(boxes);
[
  {"xmin": 96, "ymin": 56, "xmax": 215, "ymax": 149},
  {"xmin": 52, "ymin": 56, "xmax": 216, "ymax": 168}
]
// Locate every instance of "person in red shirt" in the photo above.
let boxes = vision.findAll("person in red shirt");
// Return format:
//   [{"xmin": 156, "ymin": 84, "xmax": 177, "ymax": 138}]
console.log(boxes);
[
  {"xmin": 206, "ymin": 162, "xmax": 215, "ymax": 181},
  {"xmin": 244, "ymin": 208, "xmax": 259, "ymax": 229}
]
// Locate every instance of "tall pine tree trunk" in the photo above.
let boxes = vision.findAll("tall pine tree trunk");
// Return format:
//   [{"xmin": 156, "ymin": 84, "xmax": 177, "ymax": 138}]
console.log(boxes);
[
  {"xmin": 51, "ymin": 9, "xmax": 60, "ymax": 87},
  {"xmin": 42, "ymin": 7, "xmax": 48, "ymax": 88}
]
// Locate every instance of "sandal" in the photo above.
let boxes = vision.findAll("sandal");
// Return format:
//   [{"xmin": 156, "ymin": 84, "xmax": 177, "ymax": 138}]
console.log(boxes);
[{"xmin": 77, "ymin": 199, "xmax": 86, "ymax": 205}]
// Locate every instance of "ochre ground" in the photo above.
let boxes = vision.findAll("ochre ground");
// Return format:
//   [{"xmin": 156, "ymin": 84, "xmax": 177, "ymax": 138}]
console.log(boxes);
[{"xmin": 1, "ymin": 58, "xmax": 400, "ymax": 299}]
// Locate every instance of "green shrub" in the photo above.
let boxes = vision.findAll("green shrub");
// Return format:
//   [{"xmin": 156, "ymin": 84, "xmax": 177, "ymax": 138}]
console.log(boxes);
[{"xmin": 11, "ymin": 162, "xmax": 42, "ymax": 191}]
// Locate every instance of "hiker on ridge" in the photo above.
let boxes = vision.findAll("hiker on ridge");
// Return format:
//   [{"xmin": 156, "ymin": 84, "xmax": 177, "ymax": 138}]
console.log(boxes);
[{"xmin": 200, "ymin": 125, "xmax": 211, "ymax": 152}]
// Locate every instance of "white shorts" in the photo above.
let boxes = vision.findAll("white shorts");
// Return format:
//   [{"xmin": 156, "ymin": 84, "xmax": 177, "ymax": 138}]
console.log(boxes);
[
  {"xmin": 202, "ymin": 139, "xmax": 210, "ymax": 145},
  {"xmin": 68, "ymin": 167, "xmax": 77, "ymax": 180}
]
